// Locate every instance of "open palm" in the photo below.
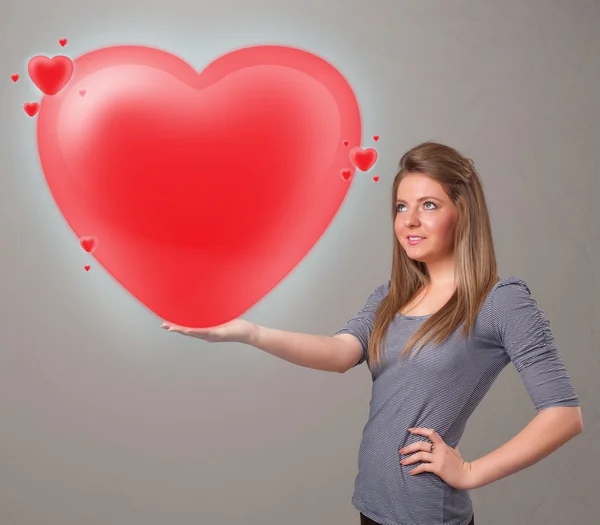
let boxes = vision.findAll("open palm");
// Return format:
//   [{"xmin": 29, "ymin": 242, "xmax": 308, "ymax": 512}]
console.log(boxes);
[{"xmin": 161, "ymin": 318, "xmax": 256, "ymax": 344}]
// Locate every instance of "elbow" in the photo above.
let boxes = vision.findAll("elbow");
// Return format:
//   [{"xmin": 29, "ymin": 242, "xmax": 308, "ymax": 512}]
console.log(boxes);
[
  {"xmin": 572, "ymin": 408, "xmax": 585, "ymax": 434},
  {"xmin": 540, "ymin": 405, "xmax": 584, "ymax": 434}
]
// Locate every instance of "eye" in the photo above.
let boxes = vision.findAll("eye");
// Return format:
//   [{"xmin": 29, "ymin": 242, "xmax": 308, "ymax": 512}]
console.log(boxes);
[{"xmin": 396, "ymin": 201, "xmax": 437, "ymax": 212}]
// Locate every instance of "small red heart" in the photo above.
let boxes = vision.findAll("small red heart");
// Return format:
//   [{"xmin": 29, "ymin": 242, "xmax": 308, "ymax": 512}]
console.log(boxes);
[
  {"xmin": 11, "ymin": 74, "xmax": 20, "ymax": 82},
  {"xmin": 78, "ymin": 89, "xmax": 86, "ymax": 96},
  {"xmin": 373, "ymin": 135, "xmax": 379, "ymax": 141},
  {"xmin": 340, "ymin": 168, "xmax": 352, "ymax": 180},
  {"xmin": 373, "ymin": 176, "xmax": 379, "ymax": 182},
  {"xmin": 350, "ymin": 147, "xmax": 378, "ymax": 171},
  {"xmin": 80, "ymin": 236, "xmax": 98, "ymax": 253},
  {"xmin": 343, "ymin": 140, "xmax": 349, "ymax": 146},
  {"xmin": 28, "ymin": 55, "xmax": 74, "ymax": 95},
  {"xmin": 84, "ymin": 265, "xmax": 91, "ymax": 271},
  {"xmin": 24, "ymin": 102, "xmax": 40, "ymax": 116},
  {"xmin": 59, "ymin": 38, "xmax": 68, "ymax": 47}
]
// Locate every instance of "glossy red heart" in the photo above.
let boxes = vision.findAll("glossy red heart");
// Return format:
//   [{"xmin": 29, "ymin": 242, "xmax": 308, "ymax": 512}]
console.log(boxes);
[
  {"xmin": 11, "ymin": 74, "xmax": 20, "ymax": 82},
  {"xmin": 80, "ymin": 236, "xmax": 98, "ymax": 253},
  {"xmin": 59, "ymin": 38, "xmax": 68, "ymax": 47},
  {"xmin": 350, "ymin": 146, "xmax": 378, "ymax": 171},
  {"xmin": 36, "ymin": 45, "xmax": 361, "ymax": 327},
  {"xmin": 28, "ymin": 55, "xmax": 73, "ymax": 95},
  {"xmin": 84, "ymin": 265, "xmax": 91, "ymax": 272},
  {"xmin": 340, "ymin": 168, "xmax": 353, "ymax": 180},
  {"xmin": 24, "ymin": 102, "xmax": 40, "ymax": 116}
]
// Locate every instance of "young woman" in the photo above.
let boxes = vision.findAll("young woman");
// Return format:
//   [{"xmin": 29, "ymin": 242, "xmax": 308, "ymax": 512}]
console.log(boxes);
[{"xmin": 162, "ymin": 142, "xmax": 583, "ymax": 525}]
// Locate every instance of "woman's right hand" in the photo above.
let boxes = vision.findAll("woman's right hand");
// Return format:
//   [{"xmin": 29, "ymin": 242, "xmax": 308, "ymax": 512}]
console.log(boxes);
[{"xmin": 161, "ymin": 318, "xmax": 258, "ymax": 345}]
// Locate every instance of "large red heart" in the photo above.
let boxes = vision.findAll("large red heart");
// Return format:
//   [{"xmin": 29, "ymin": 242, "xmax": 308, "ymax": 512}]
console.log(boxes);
[{"xmin": 37, "ymin": 45, "xmax": 361, "ymax": 327}]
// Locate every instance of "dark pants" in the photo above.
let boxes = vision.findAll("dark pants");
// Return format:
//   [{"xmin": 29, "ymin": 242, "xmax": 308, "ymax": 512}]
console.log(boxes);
[{"xmin": 360, "ymin": 512, "xmax": 474, "ymax": 525}]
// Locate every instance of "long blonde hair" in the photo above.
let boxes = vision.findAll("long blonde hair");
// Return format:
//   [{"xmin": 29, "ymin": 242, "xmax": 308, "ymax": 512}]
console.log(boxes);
[{"xmin": 367, "ymin": 141, "xmax": 499, "ymax": 368}]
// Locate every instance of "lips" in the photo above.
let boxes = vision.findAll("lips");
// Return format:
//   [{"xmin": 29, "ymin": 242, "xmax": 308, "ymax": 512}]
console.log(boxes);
[{"xmin": 406, "ymin": 235, "xmax": 426, "ymax": 246}]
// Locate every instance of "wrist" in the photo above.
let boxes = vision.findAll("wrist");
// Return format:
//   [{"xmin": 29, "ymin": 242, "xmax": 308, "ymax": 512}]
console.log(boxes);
[{"xmin": 246, "ymin": 322, "xmax": 262, "ymax": 346}]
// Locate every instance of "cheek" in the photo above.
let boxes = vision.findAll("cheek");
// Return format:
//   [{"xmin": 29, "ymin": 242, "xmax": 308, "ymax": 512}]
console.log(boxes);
[
  {"xmin": 394, "ymin": 217, "xmax": 402, "ymax": 234},
  {"xmin": 394, "ymin": 222, "xmax": 408, "ymax": 241},
  {"xmin": 434, "ymin": 217, "xmax": 457, "ymax": 241},
  {"xmin": 425, "ymin": 214, "xmax": 454, "ymax": 232}
]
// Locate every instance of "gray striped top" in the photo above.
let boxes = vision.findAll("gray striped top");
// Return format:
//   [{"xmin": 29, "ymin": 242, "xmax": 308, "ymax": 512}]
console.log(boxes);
[{"xmin": 335, "ymin": 277, "xmax": 580, "ymax": 525}]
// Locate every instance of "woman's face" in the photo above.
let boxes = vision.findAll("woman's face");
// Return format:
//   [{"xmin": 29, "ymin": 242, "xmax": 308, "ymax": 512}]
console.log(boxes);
[{"xmin": 394, "ymin": 173, "xmax": 458, "ymax": 263}]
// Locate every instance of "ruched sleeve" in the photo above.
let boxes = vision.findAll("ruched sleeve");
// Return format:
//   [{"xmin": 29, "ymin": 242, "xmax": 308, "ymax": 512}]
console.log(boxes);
[{"xmin": 491, "ymin": 277, "xmax": 580, "ymax": 411}]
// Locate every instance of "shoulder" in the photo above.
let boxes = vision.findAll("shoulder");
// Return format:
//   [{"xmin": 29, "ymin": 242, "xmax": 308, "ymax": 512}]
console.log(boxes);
[
  {"xmin": 366, "ymin": 280, "xmax": 391, "ymax": 304},
  {"xmin": 491, "ymin": 276, "xmax": 533, "ymax": 305},
  {"xmin": 488, "ymin": 276, "xmax": 543, "ymax": 339}
]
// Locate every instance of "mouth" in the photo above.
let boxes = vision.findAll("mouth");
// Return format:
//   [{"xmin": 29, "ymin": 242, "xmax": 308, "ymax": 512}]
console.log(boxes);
[{"xmin": 406, "ymin": 236, "xmax": 426, "ymax": 246}]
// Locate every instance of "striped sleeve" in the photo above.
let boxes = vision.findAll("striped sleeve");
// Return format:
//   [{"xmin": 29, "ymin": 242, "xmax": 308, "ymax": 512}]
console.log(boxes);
[
  {"xmin": 491, "ymin": 277, "xmax": 580, "ymax": 411},
  {"xmin": 335, "ymin": 282, "xmax": 389, "ymax": 367}
]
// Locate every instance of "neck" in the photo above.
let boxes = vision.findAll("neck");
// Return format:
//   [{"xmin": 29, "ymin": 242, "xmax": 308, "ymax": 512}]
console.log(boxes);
[{"xmin": 425, "ymin": 258, "xmax": 456, "ymax": 289}]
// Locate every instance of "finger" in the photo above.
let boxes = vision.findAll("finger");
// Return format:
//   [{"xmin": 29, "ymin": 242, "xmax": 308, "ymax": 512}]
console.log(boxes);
[
  {"xmin": 401, "ymin": 452, "xmax": 421, "ymax": 465},
  {"xmin": 399, "ymin": 441, "xmax": 426, "ymax": 455},
  {"xmin": 411, "ymin": 427, "xmax": 442, "ymax": 446},
  {"xmin": 401, "ymin": 451, "xmax": 435, "ymax": 465},
  {"xmin": 400, "ymin": 454, "xmax": 414, "ymax": 465},
  {"xmin": 427, "ymin": 430, "xmax": 443, "ymax": 445},
  {"xmin": 409, "ymin": 463, "xmax": 432, "ymax": 475}
]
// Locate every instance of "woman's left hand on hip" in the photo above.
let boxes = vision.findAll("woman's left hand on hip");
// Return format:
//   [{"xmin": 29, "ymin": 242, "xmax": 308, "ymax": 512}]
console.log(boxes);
[{"xmin": 399, "ymin": 427, "xmax": 474, "ymax": 490}]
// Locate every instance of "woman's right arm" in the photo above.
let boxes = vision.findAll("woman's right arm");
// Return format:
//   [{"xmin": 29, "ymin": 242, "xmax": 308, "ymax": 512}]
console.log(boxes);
[
  {"xmin": 249, "ymin": 326, "xmax": 363, "ymax": 373},
  {"xmin": 161, "ymin": 319, "xmax": 363, "ymax": 373}
]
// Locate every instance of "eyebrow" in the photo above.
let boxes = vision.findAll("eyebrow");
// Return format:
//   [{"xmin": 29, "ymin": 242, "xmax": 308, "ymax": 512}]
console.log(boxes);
[{"xmin": 396, "ymin": 196, "xmax": 441, "ymax": 203}]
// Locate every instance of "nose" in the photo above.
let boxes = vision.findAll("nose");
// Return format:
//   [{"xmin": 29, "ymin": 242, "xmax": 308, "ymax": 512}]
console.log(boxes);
[{"xmin": 404, "ymin": 210, "xmax": 421, "ymax": 228}]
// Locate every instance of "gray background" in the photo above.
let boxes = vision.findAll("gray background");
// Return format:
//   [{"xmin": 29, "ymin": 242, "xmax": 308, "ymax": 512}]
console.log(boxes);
[{"xmin": 1, "ymin": 0, "xmax": 598, "ymax": 524}]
